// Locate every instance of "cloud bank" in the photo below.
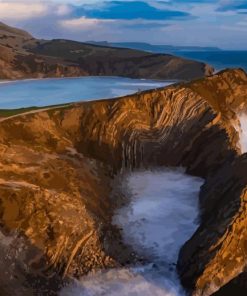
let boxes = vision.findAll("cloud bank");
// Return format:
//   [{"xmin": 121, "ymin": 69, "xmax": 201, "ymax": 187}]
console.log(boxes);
[{"xmin": 0, "ymin": 0, "xmax": 246, "ymax": 49}]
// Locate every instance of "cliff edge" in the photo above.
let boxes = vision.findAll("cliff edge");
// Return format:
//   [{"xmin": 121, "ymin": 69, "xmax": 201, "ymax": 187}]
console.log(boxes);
[
  {"xmin": 0, "ymin": 69, "xmax": 246, "ymax": 295},
  {"xmin": 0, "ymin": 22, "xmax": 214, "ymax": 81}
]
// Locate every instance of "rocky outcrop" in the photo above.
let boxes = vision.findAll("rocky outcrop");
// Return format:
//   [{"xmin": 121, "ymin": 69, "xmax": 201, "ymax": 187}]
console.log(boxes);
[
  {"xmin": 177, "ymin": 69, "xmax": 247, "ymax": 295},
  {"xmin": 178, "ymin": 154, "xmax": 247, "ymax": 295},
  {"xmin": 0, "ymin": 22, "xmax": 214, "ymax": 80},
  {"xmin": 0, "ymin": 69, "xmax": 246, "ymax": 295},
  {"xmin": 212, "ymin": 271, "xmax": 247, "ymax": 296}
]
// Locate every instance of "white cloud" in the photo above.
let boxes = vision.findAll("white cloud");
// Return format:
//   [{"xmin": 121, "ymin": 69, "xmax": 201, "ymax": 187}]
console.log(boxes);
[
  {"xmin": 59, "ymin": 17, "xmax": 170, "ymax": 32},
  {"xmin": 0, "ymin": 0, "xmax": 246, "ymax": 49},
  {"xmin": 237, "ymin": 20, "xmax": 247, "ymax": 26},
  {"xmin": 60, "ymin": 17, "xmax": 115, "ymax": 30},
  {"xmin": 0, "ymin": 1, "xmax": 48, "ymax": 20},
  {"xmin": 56, "ymin": 4, "xmax": 72, "ymax": 16}
]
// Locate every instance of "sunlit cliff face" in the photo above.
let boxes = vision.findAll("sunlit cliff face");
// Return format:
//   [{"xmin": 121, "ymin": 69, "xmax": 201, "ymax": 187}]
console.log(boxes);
[
  {"xmin": 0, "ymin": 69, "xmax": 246, "ymax": 296},
  {"xmin": 238, "ymin": 114, "xmax": 247, "ymax": 153}
]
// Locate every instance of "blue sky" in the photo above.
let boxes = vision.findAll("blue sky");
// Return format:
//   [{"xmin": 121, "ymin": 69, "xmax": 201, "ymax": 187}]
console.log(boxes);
[{"xmin": 0, "ymin": 0, "xmax": 246, "ymax": 49}]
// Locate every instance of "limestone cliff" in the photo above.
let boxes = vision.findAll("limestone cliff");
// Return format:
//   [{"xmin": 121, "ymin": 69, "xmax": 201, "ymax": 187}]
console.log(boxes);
[
  {"xmin": 0, "ymin": 22, "xmax": 213, "ymax": 80},
  {"xmin": 0, "ymin": 69, "xmax": 246, "ymax": 295}
]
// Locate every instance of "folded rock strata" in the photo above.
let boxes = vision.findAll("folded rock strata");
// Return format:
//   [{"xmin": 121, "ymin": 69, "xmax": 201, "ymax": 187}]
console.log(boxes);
[{"xmin": 0, "ymin": 69, "xmax": 246, "ymax": 295}]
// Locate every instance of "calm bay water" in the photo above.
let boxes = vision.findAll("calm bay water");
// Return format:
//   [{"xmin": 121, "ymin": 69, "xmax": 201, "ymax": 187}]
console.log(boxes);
[
  {"xmin": 1, "ymin": 51, "xmax": 246, "ymax": 109},
  {"xmin": 0, "ymin": 77, "xmax": 173, "ymax": 109}
]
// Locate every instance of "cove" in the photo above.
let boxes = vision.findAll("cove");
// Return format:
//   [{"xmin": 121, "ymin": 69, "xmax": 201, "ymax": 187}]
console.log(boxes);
[
  {"xmin": 61, "ymin": 168, "xmax": 204, "ymax": 296},
  {"xmin": 0, "ymin": 77, "xmax": 174, "ymax": 109}
]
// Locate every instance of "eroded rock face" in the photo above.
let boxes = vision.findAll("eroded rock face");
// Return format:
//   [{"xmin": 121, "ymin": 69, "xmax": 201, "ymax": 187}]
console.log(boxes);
[
  {"xmin": 0, "ymin": 22, "xmax": 213, "ymax": 80},
  {"xmin": 0, "ymin": 139, "xmax": 117, "ymax": 294},
  {"xmin": 212, "ymin": 271, "xmax": 247, "ymax": 296},
  {"xmin": 177, "ymin": 70, "xmax": 247, "ymax": 295},
  {"xmin": 178, "ymin": 155, "xmax": 247, "ymax": 295},
  {"xmin": 0, "ymin": 69, "xmax": 246, "ymax": 295}
]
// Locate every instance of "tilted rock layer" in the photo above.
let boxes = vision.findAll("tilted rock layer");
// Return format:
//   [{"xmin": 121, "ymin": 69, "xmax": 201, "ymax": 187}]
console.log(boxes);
[
  {"xmin": 177, "ymin": 69, "xmax": 247, "ymax": 296},
  {"xmin": 0, "ymin": 21, "xmax": 213, "ymax": 80},
  {"xmin": 0, "ymin": 69, "xmax": 246, "ymax": 295}
]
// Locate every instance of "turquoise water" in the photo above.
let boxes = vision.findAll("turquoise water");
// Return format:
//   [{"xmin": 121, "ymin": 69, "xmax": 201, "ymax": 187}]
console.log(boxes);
[
  {"xmin": 172, "ymin": 51, "xmax": 247, "ymax": 72},
  {"xmin": 0, "ymin": 77, "xmax": 173, "ymax": 109}
]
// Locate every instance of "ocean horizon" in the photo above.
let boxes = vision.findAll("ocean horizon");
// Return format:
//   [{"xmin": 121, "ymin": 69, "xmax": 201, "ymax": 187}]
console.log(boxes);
[{"xmin": 171, "ymin": 50, "xmax": 247, "ymax": 72}]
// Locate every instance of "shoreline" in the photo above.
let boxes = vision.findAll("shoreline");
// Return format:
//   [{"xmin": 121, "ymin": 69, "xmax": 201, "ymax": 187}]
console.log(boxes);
[
  {"xmin": 0, "ymin": 77, "xmax": 176, "ymax": 111},
  {"xmin": 1, "ymin": 67, "xmax": 245, "ymax": 117},
  {"xmin": 0, "ymin": 75, "xmax": 179, "ymax": 85}
]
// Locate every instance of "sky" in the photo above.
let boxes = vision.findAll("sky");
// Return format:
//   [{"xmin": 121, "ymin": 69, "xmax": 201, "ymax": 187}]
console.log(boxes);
[{"xmin": 0, "ymin": 0, "xmax": 246, "ymax": 49}]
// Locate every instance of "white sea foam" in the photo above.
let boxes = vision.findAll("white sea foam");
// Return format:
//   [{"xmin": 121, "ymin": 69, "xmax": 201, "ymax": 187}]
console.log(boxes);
[
  {"xmin": 61, "ymin": 267, "xmax": 183, "ymax": 296},
  {"xmin": 60, "ymin": 168, "xmax": 203, "ymax": 296}
]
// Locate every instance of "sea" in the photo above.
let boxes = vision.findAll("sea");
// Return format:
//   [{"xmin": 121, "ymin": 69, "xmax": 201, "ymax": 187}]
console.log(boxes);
[{"xmin": 172, "ymin": 50, "xmax": 247, "ymax": 72}]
